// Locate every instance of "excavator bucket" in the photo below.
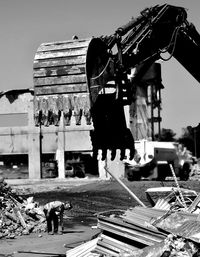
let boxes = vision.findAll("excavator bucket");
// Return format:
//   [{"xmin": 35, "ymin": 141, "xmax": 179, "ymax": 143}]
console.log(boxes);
[
  {"xmin": 33, "ymin": 37, "xmax": 135, "ymax": 160},
  {"xmin": 33, "ymin": 38, "xmax": 92, "ymax": 127},
  {"xmin": 90, "ymin": 94, "xmax": 135, "ymax": 160}
]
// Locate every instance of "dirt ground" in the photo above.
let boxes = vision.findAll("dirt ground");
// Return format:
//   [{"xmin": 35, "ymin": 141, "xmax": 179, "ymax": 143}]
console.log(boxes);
[{"xmin": 1, "ymin": 178, "xmax": 200, "ymax": 257}]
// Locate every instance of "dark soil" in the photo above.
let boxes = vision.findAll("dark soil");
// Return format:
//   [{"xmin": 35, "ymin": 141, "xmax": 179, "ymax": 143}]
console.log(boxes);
[{"xmin": 29, "ymin": 179, "xmax": 200, "ymax": 224}]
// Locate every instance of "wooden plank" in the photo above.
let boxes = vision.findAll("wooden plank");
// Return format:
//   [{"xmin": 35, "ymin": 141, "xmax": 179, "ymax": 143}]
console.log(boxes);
[
  {"xmin": 13, "ymin": 207, "xmax": 27, "ymax": 229},
  {"xmin": 33, "ymin": 64, "xmax": 85, "ymax": 78},
  {"xmin": 129, "ymin": 206, "xmax": 198, "ymax": 219},
  {"xmin": 98, "ymin": 216, "xmax": 165, "ymax": 239},
  {"xmin": 37, "ymin": 40, "xmax": 90, "ymax": 52},
  {"xmin": 33, "ymin": 56, "xmax": 86, "ymax": 69},
  {"xmin": 98, "ymin": 220, "xmax": 160, "ymax": 245},
  {"xmin": 35, "ymin": 48, "xmax": 87, "ymax": 60},
  {"xmin": 34, "ymin": 83, "xmax": 88, "ymax": 95},
  {"xmin": 66, "ymin": 238, "xmax": 98, "ymax": 257},
  {"xmin": 95, "ymin": 245, "xmax": 119, "ymax": 257},
  {"xmin": 33, "ymin": 74, "xmax": 86, "ymax": 86},
  {"xmin": 187, "ymin": 193, "xmax": 200, "ymax": 213},
  {"xmin": 101, "ymin": 234, "xmax": 138, "ymax": 252},
  {"xmin": 97, "ymin": 240, "xmax": 119, "ymax": 255}
]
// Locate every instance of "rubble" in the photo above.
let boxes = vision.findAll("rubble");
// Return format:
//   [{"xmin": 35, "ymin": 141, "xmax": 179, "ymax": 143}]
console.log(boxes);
[
  {"xmin": 67, "ymin": 206, "xmax": 200, "ymax": 257},
  {"xmin": 130, "ymin": 234, "xmax": 200, "ymax": 257},
  {"xmin": 66, "ymin": 186, "xmax": 200, "ymax": 257},
  {"xmin": 189, "ymin": 159, "xmax": 200, "ymax": 181},
  {"xmin": 0, "ymin": 176, "xmax": 46, "ymax": 239}
]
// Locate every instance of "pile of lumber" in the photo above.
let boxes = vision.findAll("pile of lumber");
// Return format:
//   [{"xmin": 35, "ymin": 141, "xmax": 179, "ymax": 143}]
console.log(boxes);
[
  {"xmin": 0, "ymin": 177, "xmax": 46, "ymax": 239},
  {"xmin": 94, "ymin": 206, "xmax": 200, "ymax": 256},
  {"xmin": 67, "ymin": 205, "xmax": 200, "ymax": 256},
  {"xmin": 65, "ymin": 207, "xmax": 168, "ymax": 257},
  {"xmin": 95, "ymin": 208, "xmax": 167, "ymax": 256},
  {"xmin": 66, "ymin": 178, "xmax": 200, "ymax": 256}
]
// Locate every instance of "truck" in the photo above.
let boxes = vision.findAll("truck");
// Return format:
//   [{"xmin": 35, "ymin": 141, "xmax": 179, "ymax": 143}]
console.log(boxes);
[{"xmin": 124, "ymin": 140, "xmax": 193, "ymax": 181}]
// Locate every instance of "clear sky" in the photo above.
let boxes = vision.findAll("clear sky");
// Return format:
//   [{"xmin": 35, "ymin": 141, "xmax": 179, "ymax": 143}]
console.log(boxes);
[{"xmin": 0, "ymin": 0, "xmax": 200, "ymax": 137}]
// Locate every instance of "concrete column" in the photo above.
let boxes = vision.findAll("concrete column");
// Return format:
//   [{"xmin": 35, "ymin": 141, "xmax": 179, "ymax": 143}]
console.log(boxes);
[
  {"xmin": 28, "ymin": 100, "xmax": 41, "ymax": 179},
  {"xmin": 98, "ymin": 159, "xmax": 111, "ymax": 179},
  {"xmin": 56, "ymin": 114, "xmax": 65, "ymax": 178}
]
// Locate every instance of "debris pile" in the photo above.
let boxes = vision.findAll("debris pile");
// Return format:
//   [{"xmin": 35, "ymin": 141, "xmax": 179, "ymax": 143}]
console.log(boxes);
[
  {"xmin": 189, "ymin": 159, "xmax": 200, "ymax": 181},
  {"xmin": 94, "ymin": 207, "xmax": 169, "ymax": 256},
  {"xmin": 145, "ymin": 187, "xmax": 198, "ymax": 211},
  {"xmin": 72, "ymin": 207, "xmax": 200, "ymax": 257},
  {"xmin": 67, "ymin": 187, "xmax": 200, "ymax": 257},
  {"xmin": 135, "ymin": 213, "xmax": 200, "ymax": 257},
  {"xmin": 131, "ymin": 234, "xmax": 200, "ymax": 257},
  {"xmin": 0, "ymin": 177, "xmax": 46, "ymax": 239}
]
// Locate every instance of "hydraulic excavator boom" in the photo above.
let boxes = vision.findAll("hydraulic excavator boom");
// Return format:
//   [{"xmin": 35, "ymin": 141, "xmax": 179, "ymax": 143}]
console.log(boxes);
[{"xmin": 33, "ymin": 4, "xmax": 200, "ymax": 161}]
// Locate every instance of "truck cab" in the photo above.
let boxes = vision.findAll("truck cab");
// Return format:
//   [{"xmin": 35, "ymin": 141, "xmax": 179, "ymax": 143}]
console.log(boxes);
[{"xmin": 124, "ymin": 140, "xmax": 191, "ymax": 181}]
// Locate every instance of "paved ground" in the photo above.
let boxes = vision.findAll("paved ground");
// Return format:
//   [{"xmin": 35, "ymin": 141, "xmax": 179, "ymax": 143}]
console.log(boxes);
[{"xmin": 1, "ymin": 224, "xmax": 99, "ymax": 257}]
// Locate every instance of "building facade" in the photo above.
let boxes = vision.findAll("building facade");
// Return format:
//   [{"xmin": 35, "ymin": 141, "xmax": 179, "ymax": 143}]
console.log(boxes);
[{"xmin": 0, "ymin": 89, "xmax": 124, "ymax": 179}]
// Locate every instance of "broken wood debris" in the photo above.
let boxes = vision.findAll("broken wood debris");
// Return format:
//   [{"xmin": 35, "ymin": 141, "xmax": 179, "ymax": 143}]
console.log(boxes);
[
  {"xmin": 0, "ymin": 177, "xmax": 46, "ymax": 239},
  {"xmin": 94, "ymin": 208, "xmax": 167, "ymax": 256},
  {"xmin": 66, "ymin": 238, "xmax": 100, "ymax": 257},
  {"xmin": 67, "ymin": 187, "xmax": 200, "ymax": 257}
]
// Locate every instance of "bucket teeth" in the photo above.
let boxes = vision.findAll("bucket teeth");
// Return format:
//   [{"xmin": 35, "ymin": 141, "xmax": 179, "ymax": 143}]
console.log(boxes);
[
  {"xmin": 101, "ymin": 149, "xmax": 107, "ymax": 161},
  {"xmin": 111, "ymin": 149, "xmax": 116, "ymax": 161}
]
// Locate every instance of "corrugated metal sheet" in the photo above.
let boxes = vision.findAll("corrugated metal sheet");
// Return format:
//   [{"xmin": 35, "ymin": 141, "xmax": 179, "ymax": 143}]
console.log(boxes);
[{"xmin": 68, "ymin": 205, "xmax": 200, "ymax": 256}]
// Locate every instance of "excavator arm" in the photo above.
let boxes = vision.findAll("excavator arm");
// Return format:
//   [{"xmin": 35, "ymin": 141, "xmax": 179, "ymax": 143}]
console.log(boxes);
[
  {"xmin": 100, "ymin": 4, "xmax": 200, "ymax": 80},
  {"xmin": 168, "ymin": 22, "xmax": 200, "ymax": 82},
  {"xmin": 33, "ymin": 4, "xmax": 200, "ymax": 161}
]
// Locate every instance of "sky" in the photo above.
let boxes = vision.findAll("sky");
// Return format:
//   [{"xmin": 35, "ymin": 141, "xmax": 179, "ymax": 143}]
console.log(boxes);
[{"xmin": 0, "ymin": 0, "xmax": 200, "ymax": 137}]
